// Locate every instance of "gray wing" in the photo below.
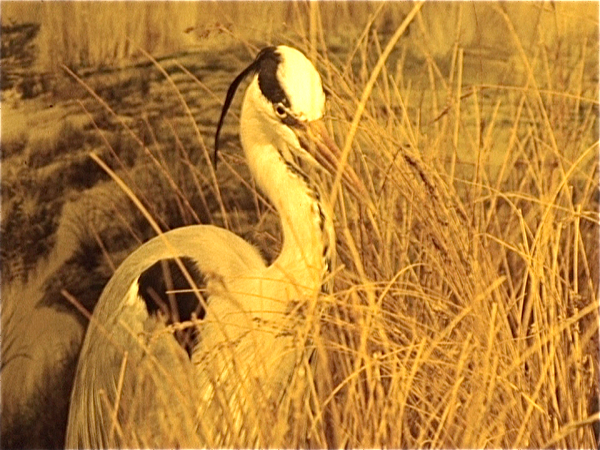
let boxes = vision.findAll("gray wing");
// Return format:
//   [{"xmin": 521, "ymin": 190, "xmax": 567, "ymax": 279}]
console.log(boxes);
[{"xmin": 65, "ymin": 225, "xmax": 265, "ymax": 448}]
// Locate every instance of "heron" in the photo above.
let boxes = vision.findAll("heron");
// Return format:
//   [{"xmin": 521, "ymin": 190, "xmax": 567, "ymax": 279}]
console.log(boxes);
[{"xmin": 65, "ymin": 45, "xmax": 362, "ymax": 448}]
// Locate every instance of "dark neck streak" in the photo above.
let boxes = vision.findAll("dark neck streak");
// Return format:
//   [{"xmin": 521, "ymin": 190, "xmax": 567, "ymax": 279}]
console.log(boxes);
[{"xmin": 269, "ymin": 151, "xmax": 331, "ymax": 295}]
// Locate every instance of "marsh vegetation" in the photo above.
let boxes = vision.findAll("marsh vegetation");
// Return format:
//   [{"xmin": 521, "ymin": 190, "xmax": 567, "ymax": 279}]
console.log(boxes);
[{"xmin": 1, "ymin": 2, "xmax": 598, "ymax": 448}]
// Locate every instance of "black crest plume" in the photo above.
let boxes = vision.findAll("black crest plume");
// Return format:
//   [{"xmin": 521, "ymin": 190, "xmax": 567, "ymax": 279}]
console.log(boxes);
[{"xmin": 214, "ymin": 47, "xmax": 284, "ymax": 167}]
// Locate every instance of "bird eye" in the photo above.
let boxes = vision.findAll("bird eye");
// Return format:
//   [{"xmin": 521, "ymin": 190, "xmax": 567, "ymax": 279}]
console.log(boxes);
[{"xmin": 275, "ymin": 103, "xmax": 287, "ymax": 118}]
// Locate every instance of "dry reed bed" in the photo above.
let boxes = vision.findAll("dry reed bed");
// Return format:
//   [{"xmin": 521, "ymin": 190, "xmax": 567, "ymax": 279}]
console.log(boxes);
[
  {"xmin": 305, "ymin": 6, "xmax": 599, "ymax": 448},
  {"xmin": 4, "ymin": 2, "xmax": 597, "ymax": 448}
]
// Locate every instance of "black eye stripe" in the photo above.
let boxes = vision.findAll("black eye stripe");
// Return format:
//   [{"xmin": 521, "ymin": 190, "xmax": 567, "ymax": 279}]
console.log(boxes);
[
  {"xmin": 256, "ymin": 47, "xmax": 290, "ymax": 107},
  {"xmin": 215, "ymin": 46, "xmax": 291, "ymax": 166}
]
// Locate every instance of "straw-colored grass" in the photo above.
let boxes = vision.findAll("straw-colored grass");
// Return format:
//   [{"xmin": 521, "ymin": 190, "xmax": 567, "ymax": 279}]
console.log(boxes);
[
  {"xmin": 2, "ymin": 2, "xmax": 598, "ymax": 448},
  {"xmin": 68, "ymin": 5, "xmax": 598, "ymax": 449},
  {"xmin": 296, "ymin": 8, "xmax": 598, "ymax": 448}
]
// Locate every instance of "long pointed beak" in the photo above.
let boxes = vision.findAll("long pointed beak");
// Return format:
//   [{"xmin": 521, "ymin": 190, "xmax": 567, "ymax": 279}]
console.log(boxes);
[{"xmin": 296, "ymin": 119, "xmax": 366, "ymax": 200}]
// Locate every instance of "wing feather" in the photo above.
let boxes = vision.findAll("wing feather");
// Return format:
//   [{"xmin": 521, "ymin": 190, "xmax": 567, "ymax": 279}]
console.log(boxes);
[{"xmin": 66, "ymin": 225, "xmax": 265, "ymax": 448}]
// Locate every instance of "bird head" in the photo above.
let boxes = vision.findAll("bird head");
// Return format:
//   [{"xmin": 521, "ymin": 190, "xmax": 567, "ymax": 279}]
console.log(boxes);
[{"xmin": 215, "ymin": 45, "xmax": 364, "ymax": 198}]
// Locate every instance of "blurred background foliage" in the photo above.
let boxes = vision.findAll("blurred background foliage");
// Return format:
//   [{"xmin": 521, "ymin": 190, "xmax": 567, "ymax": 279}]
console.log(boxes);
[{"xmin": 2, "ymin": 1, "xmax": 597, "ymax": 71}]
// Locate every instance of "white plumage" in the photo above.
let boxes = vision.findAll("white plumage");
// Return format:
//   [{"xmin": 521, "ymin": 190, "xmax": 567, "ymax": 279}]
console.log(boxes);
[{"xmin": 65, "ymin": 45, "xmax": 362, "ymax": 447}]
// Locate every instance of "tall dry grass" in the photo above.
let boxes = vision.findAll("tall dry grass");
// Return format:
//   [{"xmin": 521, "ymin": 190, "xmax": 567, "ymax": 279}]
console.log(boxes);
[
  {"xmin": 2, "ymin": 1, "xmax": 397, "ymax": 71},
  {"xmin": 14, "ymin": 1, "xmax": 597, "ymax": 448},
  {"xmin": 3, "ymin": 2, "xmax": 596, "ymax": 71},
  {"xmin": 312, "ymin": 18, "xmax": 597, "ymax": 450},
  {"xmin": 302, "ymin": 4, "xmax": 599, "ymax": 447}
]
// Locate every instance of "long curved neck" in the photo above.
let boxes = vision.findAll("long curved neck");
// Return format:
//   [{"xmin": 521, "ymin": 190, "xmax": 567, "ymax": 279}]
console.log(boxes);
[
  {"xmin": 256, "ymin": 145, "xmax": 330, "ymax": 296},
  {"xmin": 271, "ymin": 153, "xmax": 328, "ymax": 284},
  {"xmin": 240, "ymin": 82, "xmax": 330, "ymax": 297}
]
